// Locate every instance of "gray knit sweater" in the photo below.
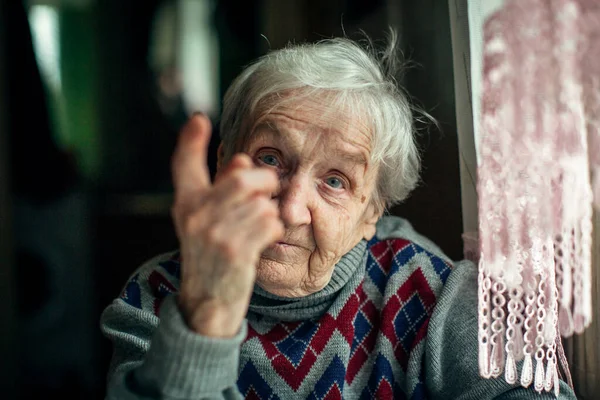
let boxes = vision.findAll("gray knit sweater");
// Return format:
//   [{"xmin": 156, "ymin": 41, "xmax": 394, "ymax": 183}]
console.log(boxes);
[{"xmin": 101, "ymin": 216, "xmax": 576, "ymax": 399}]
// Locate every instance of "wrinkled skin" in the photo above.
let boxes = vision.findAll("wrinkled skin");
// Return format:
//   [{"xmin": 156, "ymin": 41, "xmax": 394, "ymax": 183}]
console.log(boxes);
[
  {"xmin": 173, "ymin": 98, "xmax": 382, "ymax": 338},
  {"xmin": 242, "ymin": 98, "xmax": 382, "ymax": 297}
]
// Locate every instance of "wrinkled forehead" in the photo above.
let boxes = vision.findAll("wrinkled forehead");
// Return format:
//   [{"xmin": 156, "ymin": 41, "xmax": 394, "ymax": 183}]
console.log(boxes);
[{"xmin": 241, "ymin": 90, "xmax": 374, "ymax": 152}]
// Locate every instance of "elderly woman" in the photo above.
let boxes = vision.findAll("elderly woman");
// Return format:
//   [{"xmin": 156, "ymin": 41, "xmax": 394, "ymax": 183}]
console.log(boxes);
[{"xmin": 101, "ymin": 36, "xmax": 576, "ymax": 399}]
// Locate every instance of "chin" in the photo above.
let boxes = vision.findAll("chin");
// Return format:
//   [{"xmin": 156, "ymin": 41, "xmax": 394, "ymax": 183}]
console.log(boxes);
[
  {"xmin": 256, "ymin": 257, "xmax": 307, "ymax": 298},
  {"xmin": 256, "ymin": 256, "xmax": 333, "ymax": 298}
]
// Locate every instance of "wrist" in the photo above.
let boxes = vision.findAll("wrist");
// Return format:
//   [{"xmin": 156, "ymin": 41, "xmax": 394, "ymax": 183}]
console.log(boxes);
[{"xmin": 177, "ymin": 296, "xmax": 247, "ymax": 338}]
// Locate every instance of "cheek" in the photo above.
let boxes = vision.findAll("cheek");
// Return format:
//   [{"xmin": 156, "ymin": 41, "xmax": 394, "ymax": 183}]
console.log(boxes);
[{"xmin": 311, "ymin": 204, "xmax": 358, "ymax": 256}]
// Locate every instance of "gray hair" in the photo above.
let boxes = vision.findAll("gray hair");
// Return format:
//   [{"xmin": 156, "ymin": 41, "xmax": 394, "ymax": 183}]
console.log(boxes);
[{"xmin": 219, "ymin": 32, "xmax": 421, "ymax": 210}]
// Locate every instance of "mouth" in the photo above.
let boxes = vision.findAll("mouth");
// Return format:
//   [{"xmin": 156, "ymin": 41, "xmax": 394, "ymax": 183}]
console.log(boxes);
[
  {"xmin": 271, "ymin": 237, "xmax": 314, "ymax": 251},
  {"xmin": 262, "ymin": 240, "xmax": 311, "ymax": 260},
  {"xmin": 268, "ymin": 241, "xmax": 305, "ymax": 252}
]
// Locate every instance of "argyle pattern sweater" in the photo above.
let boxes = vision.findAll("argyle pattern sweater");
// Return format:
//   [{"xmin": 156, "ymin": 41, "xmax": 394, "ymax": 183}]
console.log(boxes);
[{"xmin": 101, "ymin": 217, "xmax": 575, "ymax": 400}]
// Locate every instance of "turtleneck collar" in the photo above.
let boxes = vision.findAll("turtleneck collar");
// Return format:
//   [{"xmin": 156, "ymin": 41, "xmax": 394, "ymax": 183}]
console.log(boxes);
[{"xmin": 248, "ymin": 239, "xmax": 368, "ymax": 322}]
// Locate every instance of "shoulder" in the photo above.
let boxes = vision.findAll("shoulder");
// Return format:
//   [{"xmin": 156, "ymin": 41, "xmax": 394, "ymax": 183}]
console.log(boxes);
[
  {"xmin": 117, "ymin": 250, "xmax": 182, "ymax": 316},
  {"xmin": 360, "ymin": 216, "xmax": 472, "ymax": 381},
  {"xmin": 365, "ymin": 216, "xmax": 454, "ymax": 295},
  {"xmin": 374, "ymin": 215, "xmax": 452, "ymax": 264}
]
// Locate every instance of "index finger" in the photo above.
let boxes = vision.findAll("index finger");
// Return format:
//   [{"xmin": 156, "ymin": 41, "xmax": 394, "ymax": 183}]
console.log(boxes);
[{"xmin": 172, "ymin": 114, "xmax": 213, "ymax": 200}]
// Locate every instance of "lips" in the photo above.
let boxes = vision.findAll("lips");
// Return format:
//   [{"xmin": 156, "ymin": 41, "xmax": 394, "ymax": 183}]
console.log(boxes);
[
  {"xmin": 276, "ymin": 240, "xmax": 309, "ymax": 249},
  {"xmin": 271, "ymin": 241, "xmax": 306, "ymax": 251},
  {"xmin": 275, "ymin": 233, "xmax": 315, "ymax": 251}
]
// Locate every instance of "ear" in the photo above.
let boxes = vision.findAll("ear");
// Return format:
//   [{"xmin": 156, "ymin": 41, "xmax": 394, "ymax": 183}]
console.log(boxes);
[{"xmin": 361, "ymin": 200, "xmax": 384, "ymax": 241}]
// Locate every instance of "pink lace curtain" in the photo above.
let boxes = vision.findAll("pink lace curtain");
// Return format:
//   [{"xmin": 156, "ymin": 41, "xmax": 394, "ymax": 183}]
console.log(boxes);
[{"xmin": 476, "ymin": 0, "xmax": 600, "ymax": 395}]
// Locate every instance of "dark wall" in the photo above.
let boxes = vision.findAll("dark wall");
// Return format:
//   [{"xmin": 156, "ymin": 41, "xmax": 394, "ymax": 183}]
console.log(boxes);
[
  {"xmin": 0, "ymin": 0, "xmax": 17, "ymax": 397},
  {"xmin": 391, "ymin": 0, "xmax": 463, "ymax": 261},
  {"xmin": 95, "ymin": 0, "xmax": 179, "ymax": 192}
]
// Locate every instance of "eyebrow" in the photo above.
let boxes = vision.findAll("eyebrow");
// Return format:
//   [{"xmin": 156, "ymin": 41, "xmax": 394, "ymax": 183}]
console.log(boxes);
[
  {"xmin": 336, "ymin": 150, "xmax": 368, "ymax": 166},
  {"xmin": 253, "ymin": 120, "xmax": 369, "ymax": 166}
]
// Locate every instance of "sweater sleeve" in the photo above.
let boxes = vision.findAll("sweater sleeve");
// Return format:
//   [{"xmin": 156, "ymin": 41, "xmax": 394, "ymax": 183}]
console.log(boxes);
[
  {"xmin": 100, "ymin": 257, "xmax": 245, "ymax": 400},
  {"xmin": 424, "ymin": 260, "xmax": 577, "ymax": 400}
]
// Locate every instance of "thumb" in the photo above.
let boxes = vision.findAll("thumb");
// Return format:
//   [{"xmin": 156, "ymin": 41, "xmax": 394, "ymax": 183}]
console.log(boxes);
[{"xmin": 172, "ymin": 113, "xmax": 213, "ymax": 199}]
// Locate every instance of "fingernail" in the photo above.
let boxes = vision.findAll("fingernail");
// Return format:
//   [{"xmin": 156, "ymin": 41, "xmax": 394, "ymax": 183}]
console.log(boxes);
[{"xmin": 192, "ymin": 111, "xmax": 205, "ymax": 118}]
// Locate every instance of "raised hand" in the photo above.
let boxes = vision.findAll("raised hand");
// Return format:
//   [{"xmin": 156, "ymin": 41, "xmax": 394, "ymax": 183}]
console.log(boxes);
[{"xmin": 171, "ymin": 114, "xmax": 284, "ymax": 337}]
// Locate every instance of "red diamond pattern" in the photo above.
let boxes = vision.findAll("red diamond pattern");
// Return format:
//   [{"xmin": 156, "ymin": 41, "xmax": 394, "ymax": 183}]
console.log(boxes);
[
  {"xmin": 246, "ymin": 292, "xmax": 360, "ymax": 390},
  {"xmin": 346, "ymin": 284, "xmax": 379, "ymax": 384},
  {"xmin": 375, "ymin": 378, "xmax": 393, "ymax": 398},
  {"xmin": 380, "ymin": 268, "xmax": 437, "ymax": 370},
  {"xmin": 322, "ymin": 384, "xmax": 342, "ymax": 400}
]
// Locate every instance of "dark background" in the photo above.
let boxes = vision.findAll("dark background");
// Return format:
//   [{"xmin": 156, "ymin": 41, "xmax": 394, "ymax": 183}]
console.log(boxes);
[{"xmin": 0, "ymin": 0, "xmax": 462, "ymax": 398}]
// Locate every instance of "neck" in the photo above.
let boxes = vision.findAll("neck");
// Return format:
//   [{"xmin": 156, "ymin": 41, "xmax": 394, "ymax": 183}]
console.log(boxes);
[{"xmin": 248, "ymin": 239, "xmax": 368, "ymax": 321}]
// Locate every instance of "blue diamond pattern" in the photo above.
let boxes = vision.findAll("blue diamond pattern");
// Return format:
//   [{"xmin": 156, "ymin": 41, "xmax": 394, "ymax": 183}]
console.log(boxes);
[
  {"xmin": 409, "ymin": 368, "xmax": 427, "ymax": 400},
  {"xmin": 351, "ymin": 311, "xmax": 372, "ymax": 351},
  {"xmin": 238, "ymin": 361, "xmax": 281, "ymax": 400},
  {"xmin": 429, "ymin": 256, "xmax": 451, "ymax": 282},
  {"xmin": 308, "ymin": 355, "xmax": 346, "ymax": 400},
  {"xmin": 393, "ymin": 294, "xmax": 426, "ymax": 351},
  {"xmin": 121, "ymin": 274, "xmax": 141, "ymax": 309},
  {"xmin": 410, "ymin": 380, "xmax": 427, "ymax": 400},
  {"xmin": 367, "ymin": 236, "xmax": 453, "ymax": 294},
  {"xmin": 367, "ymin": 254, "xmax": 387, "ymax": 293},
  {"xmin": 275, "ymin": 321, "xmax": 318, "ymax": 367},
  {"xmin": 360, "ymin": 354, "xmax": 407, "ymax": 400},
  {"xmin": 392, "ymin": 244, "xmax": 416, "ymax": 272}
]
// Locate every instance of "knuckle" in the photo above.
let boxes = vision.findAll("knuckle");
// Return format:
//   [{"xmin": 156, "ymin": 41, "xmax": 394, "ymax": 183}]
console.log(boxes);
[
  {"xmin": 254, "ymin": 196, "xmax": 270, "ymax": 209},
  {"xmin": 235, "ymin": 153, "xmax": 252, "ymax": 165},
  {"xmin": 230, "ymin": 173, "xmax": 247, "ymax": 191}
]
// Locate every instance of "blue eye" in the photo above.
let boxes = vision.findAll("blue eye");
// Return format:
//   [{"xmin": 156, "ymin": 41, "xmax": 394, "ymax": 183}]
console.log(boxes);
[
  {"xmin": 326, "ymin": 177, "xmax": 344, "ymax": 189},
  {"xmin": 259, "ymin": 154, "xmax": 279, "ymax": 166}
]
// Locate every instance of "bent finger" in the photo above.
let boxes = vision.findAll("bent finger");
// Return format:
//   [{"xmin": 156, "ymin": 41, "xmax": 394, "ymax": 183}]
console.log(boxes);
[
  {"xmin": 215, "ymin": 153, "xmax": 254, "ymax": 183},
  {"xmin": 210, "ymin": 168, "xmax": 279, "ymax": 208}
]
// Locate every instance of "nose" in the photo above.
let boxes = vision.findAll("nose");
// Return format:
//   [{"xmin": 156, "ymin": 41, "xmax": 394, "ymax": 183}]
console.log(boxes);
[{"xmin": 276, "ymin": 173, "xmax": 312, "ymax": 229}]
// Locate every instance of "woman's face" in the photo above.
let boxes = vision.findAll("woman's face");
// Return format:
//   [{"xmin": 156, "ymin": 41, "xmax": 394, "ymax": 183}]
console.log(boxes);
[{"xmin": 236, "ymin": 96, "xmax": 382, "ymax": 297}]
